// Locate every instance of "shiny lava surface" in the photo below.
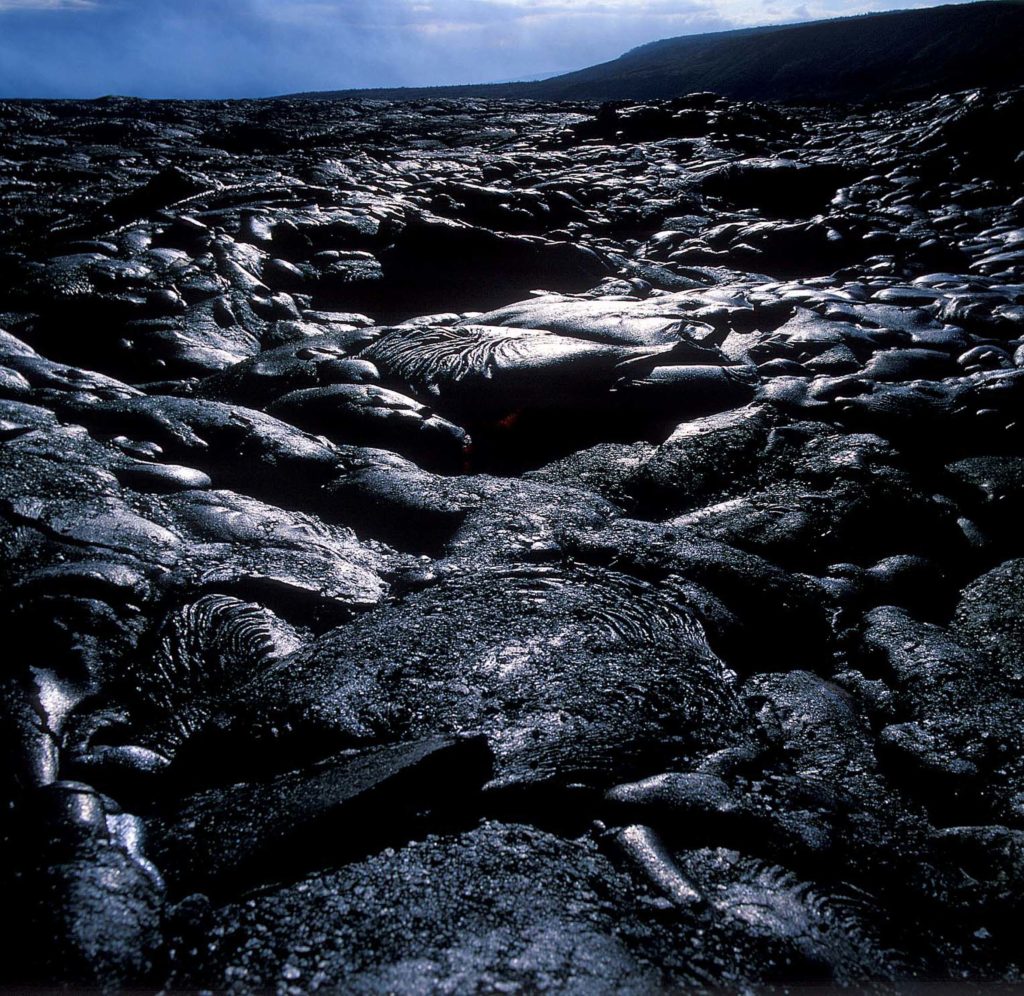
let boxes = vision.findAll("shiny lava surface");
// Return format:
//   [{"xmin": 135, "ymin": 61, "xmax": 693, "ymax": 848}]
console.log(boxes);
[{"xmin": 1, "ymin": 88, "xmax": 1024, "ymax": 991}]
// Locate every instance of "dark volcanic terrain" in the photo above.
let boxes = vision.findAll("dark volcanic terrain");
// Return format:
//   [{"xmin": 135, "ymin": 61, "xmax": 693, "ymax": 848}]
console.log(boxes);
[{"xmin": 1, "ymin": 86, "xmax": 1024, "ymax": 991}]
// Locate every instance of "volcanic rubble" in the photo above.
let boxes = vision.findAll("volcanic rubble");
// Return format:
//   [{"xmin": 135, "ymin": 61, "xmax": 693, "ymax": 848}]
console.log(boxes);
[{"xmin": 1, "ymin": 87, "xmax": 1023, "ymax": 991}]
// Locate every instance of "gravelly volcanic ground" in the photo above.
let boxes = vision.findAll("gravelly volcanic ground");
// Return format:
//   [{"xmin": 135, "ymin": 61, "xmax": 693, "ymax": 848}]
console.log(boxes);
[{"xmin": 1, "ymin": 88, "xmax": 1023, "ymax": 992}]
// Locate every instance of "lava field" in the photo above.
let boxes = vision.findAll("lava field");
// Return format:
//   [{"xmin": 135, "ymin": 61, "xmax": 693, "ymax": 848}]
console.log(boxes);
[{"xmin": 1, "ymin": 88, "xmax": 1023, "ymax": 991}]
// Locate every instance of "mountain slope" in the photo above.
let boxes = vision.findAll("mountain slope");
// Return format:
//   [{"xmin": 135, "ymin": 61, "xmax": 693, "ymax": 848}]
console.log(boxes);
[{"xmin": 291, "ymin": 1, "xmax": 1024, "ymax": 104}]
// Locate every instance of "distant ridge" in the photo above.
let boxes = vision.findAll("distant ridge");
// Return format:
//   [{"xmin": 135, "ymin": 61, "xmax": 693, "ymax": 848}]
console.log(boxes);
[{"xmin": 288, "ymin": 1, "xmax": 1024, "ymax": 104}]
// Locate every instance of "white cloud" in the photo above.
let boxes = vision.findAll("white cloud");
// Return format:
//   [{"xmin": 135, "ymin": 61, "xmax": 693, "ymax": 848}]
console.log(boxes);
[
  {"xmin": 249, "ymin": 0, "xmax": 728, "ymax": 30},
  {"xmin": 244, "ymin": 0, "xmax": 942, "ymax": 38},
  {"xmin": 0, "ymin": 0, "xmax": 96, "ymax": 9}
]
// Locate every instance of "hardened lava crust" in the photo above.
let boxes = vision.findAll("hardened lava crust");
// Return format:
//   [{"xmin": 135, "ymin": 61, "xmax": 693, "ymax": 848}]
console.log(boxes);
[{"xmin": 1, "ymin": 89, "xmax": 1023, "ymax": 991}]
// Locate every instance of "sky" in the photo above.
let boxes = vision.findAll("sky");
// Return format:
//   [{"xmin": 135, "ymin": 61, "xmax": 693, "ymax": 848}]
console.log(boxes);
[{"xmin": 0, "ymin": 0, "xmax": 957, "ymax": 99}]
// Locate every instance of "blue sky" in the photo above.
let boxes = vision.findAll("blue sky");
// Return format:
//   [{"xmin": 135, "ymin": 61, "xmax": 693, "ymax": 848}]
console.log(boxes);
[{"xmin": 0, "ymin": 0, "xmax": 952, "ymax": 98}]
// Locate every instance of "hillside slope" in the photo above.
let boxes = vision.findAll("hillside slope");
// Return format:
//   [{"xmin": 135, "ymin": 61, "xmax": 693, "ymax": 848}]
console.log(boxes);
[{"xmin": 292, "ymin": 1, "xmax": 1024, "ymax": 104}]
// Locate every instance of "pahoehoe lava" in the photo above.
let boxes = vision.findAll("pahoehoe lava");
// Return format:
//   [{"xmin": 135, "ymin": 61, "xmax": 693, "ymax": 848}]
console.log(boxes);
[{"xmin": 1, "ymin": 80, "xmax": 1024, "ymax": 991}]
